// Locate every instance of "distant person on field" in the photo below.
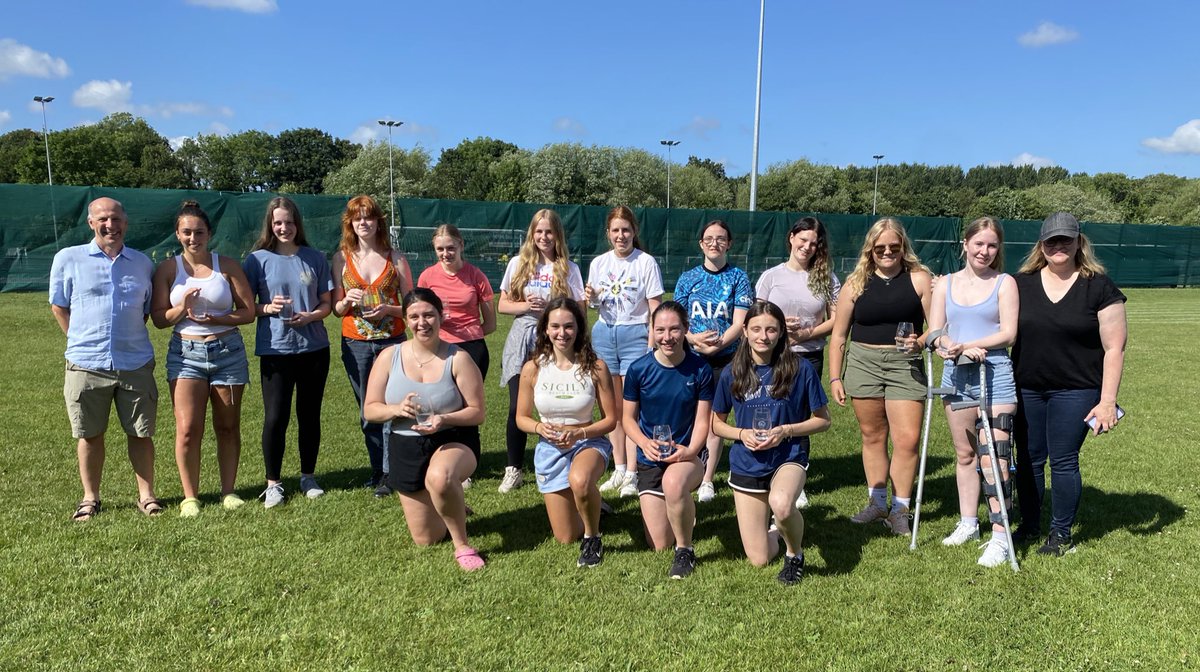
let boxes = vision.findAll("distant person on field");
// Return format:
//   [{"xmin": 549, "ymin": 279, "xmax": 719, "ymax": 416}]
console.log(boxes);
[
  {"xmin": 49, "ymin": 197, "xmax": 163, "ymax": 520},
  {"xmin": 1011, "ymin": 212, "xmax": 1127, "ymax": 557},
  {"xmin": 150, "ymin": 200, "xmax": 256, "ymax": 517}
]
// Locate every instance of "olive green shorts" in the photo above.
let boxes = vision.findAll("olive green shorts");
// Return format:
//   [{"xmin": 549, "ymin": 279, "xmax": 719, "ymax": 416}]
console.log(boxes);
[
  {"xmin": 63, "ymin": 360, "xmax": 158, "ymax": 439},
  {"xmin": 843, "ymin": 342, "xmax": 926, "ymax": 401}
]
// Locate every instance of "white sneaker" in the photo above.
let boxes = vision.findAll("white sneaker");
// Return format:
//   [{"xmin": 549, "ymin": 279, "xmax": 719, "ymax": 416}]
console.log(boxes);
[
  {"xmin": 461, "ymin": 477, "xmax": 473, "ymax": 490},
  {"xmin": 299, "ymin": 475, "xmax": 325, "ymax": 499},
  {"xmin": 260, "ymin": 483, "xmax": 285, "ymax": 509},
  {"xmin": 599, "ymin": 470, "xmax": 627, "ymax": 492},
  {"xmin": 977, "ymin": 536, "xmax": 1009, "ymax": 568},
  {"xmin": 618, "ymin": 473, "xmax": 639, "ymax": 498},
  {"xmin": 498, "ymin": 466, "xmax": 524, "ymax": 493},
  {"xmin": 697, "ymin": 481, "xmax": 716, "ymax": 503},
  {"xmin": 942, "ymin": 521, "xmax": 981, "ymax": 546},
  {"xmin": 794, "ymin": 489, "xmax": 809, "ymax": 509}
]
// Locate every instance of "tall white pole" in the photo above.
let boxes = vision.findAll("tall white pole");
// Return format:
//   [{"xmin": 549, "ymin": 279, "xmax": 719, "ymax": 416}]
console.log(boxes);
[
  {"xmin": 377, "ymin": 120, "xmax": 403, "ymax": 226},
  {"xmin": 660, "ymin": 139, "xmax": 679, "ymax": 208},
  {"xmin": 749, "ymin": 0, "xmax": 765, "ymax": 212},
  {"xmin": 872, "ymin": 154, "xmax": 884, "ymax": 216},
  {"xmin": 34, "ymin": 96, "xmax": 58, "ymax": 249}
]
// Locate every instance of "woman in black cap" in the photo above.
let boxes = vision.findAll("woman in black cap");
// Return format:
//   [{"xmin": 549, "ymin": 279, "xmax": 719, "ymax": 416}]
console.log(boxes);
[{"xmin": 1011, "ymin": 212, "xmax": 1127, "ymax": 556}]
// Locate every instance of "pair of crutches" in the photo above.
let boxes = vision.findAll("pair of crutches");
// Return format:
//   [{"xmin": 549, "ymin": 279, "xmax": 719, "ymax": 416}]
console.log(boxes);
[{"xmin": 910, "ymin": 329, "xmax": 1019, "ymax": 572}]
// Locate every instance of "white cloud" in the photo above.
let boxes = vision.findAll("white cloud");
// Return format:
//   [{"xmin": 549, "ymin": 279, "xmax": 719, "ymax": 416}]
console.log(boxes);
[
  {"xmin": 208, "ymin": 121, "xmax": 230, "ymax": 136},
  {"xmin": 73, "ymin": 79, "xmax": 133, "ymax": 113},
  {"xmin": 184, "ymin": 0, "xmax": 278, "ymax": 13},
  {"xmin": 681, "ymin": 116, "xmax": 720, "ymax": 140},
  {"xmin": 552, "ymin": 116, "xmax": 587, "ymax": 137},
  {"xmin": 0, "ymin": 39, "xmax": 70, "ymax": 81},
  {"xmin": 0, "ymin": 110, "xmax": 10, "ymax": 128},
  {"xmin": 351, "ymin": 124, "xmax": 383, "ymax": 145},
  {"xmin": 1142, "ymin": 119, "xmax": 1200, "ymax": 155},
  {"xmin": 1018, "ymin": 21, "xmax": 1079, "ymax": 48},
  {"xmin": 988, "ymin": 153, "xmax": 1056, "ymax": 169},
  {"xmin": 168, "ymin": 135, "xmax": 192, "ymax": 151}
]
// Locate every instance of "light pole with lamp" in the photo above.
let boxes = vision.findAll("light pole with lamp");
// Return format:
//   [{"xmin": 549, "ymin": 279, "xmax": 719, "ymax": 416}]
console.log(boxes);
[
  {"xmin": 377, "ymin": 119, "xmax": 403, "ymax": 226},
  {"xmin": 659, "ymin": 139, "xmax": 680, "ymax": 208},
  {"xmin": 871, "ymin": 154, "xmax": 884, "ymax": 216},
  {"xmin": 33, "ymin": 95, "xmax": 58, "ymax": 249}
]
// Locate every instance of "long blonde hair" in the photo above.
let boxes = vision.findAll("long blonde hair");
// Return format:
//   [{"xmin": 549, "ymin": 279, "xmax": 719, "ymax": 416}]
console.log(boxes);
[
  {"xmin": 509, "ymin": 208, "xmax": 572, "ymax": 302},
  {"xmin": 844, "ymin": 217, "xmax": 930, "ymax": 298},
  {"xmin": 1018, "ymin": 233, "xmax": 1106, "ymax": 278}
]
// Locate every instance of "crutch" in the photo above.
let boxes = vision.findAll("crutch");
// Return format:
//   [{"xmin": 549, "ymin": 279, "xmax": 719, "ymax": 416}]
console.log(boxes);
[
  {"xmin": 975, "ymin": 360, "xmax": 1019, "ymax": 572},
  {"xmin": 909, "ymin": 329, "xmax": 957, "ymax": 550}
]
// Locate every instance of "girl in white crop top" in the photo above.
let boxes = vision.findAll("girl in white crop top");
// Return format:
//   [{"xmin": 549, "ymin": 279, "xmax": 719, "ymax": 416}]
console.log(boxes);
[
  {"xmin": 514, "ymin": 297, "xmax": 619, "ymax": 567},
  {"xmin": 150, "ymin": 200, "xmax": 256, "ymax": 517}
]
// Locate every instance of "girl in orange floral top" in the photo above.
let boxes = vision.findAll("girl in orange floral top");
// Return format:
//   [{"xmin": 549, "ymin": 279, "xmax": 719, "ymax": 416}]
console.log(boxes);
[{"xmin": 332, "ymin": 195, "xmax": 414, "ymax": 495}]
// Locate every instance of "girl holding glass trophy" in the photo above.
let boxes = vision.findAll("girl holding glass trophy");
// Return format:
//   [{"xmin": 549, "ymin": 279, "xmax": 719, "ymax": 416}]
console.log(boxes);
[
  {"xmin": 927, "ymin": 216, "xmax": 1019, "ymax": 568},
  {"xmin": 620, "ymin": 302, "xmax": 713, "ymax": 579},
  {"xmin": 331, "ymin": 195, "xmax": 414, "ymax": 496},
  {"xmin": 827, "ymin": 218, "xmax": 933, "ymax": 537},
  {"xmin": 711, "ymin": 300, "xmax": 831, "ymax": 585}
]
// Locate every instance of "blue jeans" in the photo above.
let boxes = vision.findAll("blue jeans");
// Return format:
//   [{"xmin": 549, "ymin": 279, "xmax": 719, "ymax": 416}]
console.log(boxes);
[
  {"xmin": 341, "ymin": 336, "xmax": 405, "ymax": 477},
  {"xmin": 1015, "ymin": 387, "xmax": 1099, "ymax": 535}
]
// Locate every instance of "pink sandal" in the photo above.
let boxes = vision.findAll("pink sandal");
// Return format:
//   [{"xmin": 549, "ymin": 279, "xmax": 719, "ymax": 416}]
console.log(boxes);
[{"xmin": 454, "ymin": 546, "xmax": 486, "ymax": 572}]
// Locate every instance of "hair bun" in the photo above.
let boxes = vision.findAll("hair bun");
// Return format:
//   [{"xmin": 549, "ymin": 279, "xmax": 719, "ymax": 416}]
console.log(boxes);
[{"xmin": 181, "ymin": 199, "xmax": 201, "ymax": 208}]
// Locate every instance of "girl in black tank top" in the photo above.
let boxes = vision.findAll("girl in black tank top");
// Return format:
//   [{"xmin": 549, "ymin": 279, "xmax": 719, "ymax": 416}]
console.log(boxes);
[{"xmin": 849, "ymin": 269, "xmax": 926, "ymax": 346}]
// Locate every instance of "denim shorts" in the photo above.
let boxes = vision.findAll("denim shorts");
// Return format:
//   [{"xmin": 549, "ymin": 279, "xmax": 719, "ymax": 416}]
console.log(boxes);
[
  {"xmin": 166, "ymin": 330, "xmax": 250, "ymax": 385},
  {"xmin": 941, "ymin": 351, "xmax": 1017, "ymax": 405},
  {"xmin": 534, "ymin": 436, "xmax": 612, "ymax": 494},
  {"xmin": 591, "ymin": 321, "xmax": 650, "ymax": 376}
]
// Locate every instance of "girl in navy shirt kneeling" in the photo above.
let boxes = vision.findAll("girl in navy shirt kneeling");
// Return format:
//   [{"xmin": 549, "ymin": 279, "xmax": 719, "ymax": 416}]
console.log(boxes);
[{"xmin": 711, "ymin": 300, "xmax": 831, "ymax": 585}]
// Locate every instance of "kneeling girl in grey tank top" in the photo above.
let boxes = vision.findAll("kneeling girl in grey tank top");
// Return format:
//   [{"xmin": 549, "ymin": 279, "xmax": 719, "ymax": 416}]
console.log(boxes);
[{"xmin": 364, "ymin": 288, "xmax": 487, "ymax": 572}]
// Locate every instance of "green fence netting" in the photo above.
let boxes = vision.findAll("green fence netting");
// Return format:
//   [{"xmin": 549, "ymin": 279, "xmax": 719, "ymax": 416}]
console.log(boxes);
[{"xmin": 2, "ymin": 184, "xmax": 1197, "ymax": 293}]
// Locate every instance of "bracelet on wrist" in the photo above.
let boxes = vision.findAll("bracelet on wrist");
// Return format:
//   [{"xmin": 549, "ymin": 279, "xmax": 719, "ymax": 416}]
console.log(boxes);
[{"xmin": 829, "ymin": 377, "xmax": 841, "ymax": 384}]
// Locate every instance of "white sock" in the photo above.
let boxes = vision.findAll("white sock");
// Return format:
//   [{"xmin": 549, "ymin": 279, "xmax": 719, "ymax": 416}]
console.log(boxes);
[
  {"xmin": 868, "ymin": 487, "xmax": 888, "ymax": 509},
  {"xmin": 893, "ymin": 496, "xmax": 911, "ymax": 510},
  {"xmin": 614, "ymin": 466, "xmax": 627, "ymax": 476},
  {"xmin": 962, "ymin": 516, "xmax": 979, "ymax": 528}
]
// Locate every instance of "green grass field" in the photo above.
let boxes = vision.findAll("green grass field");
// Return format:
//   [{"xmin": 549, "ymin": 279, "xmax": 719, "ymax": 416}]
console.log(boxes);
[{"xmin": 2, "ymin": 289, "xmax": 1197, "ymax": 671}]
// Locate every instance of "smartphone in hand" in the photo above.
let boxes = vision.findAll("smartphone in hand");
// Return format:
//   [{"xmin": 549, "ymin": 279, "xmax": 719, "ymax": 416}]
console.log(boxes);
[{"xmin": 1086, "ymin": 405, "xmax": 1125, "ymax": 433}]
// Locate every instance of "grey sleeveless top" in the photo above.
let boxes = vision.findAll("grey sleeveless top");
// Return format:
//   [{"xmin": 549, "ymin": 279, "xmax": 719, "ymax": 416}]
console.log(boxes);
[{"xmin": 386, "ymin": 343, "xmax": 464, "ymax": 436}]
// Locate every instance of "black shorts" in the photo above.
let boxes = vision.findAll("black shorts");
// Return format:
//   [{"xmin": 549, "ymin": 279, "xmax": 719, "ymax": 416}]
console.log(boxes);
[
  {"xmin": 636, "ymin": 450, "xmax": 707, "ymax": 496},
  {"xmin": 728, "ymin": 461, "xmax": 807, "ymax": 494},
  {"xmin": 386, "ymin": 426, "xmax": 479, "ymax": 494},
  {"xmin": 798, "ymin": 349, "xmax": 824, "ymax": 379}
]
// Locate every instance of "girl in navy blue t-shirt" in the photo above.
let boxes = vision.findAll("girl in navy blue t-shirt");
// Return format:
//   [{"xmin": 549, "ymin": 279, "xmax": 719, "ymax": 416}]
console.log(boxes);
[
  {"xmin": 712, "ymin": 300, "xmax": 831, "ymax": 585},
  {"xmin": 621, "ymin": 302, "xmax": 713, "ymax": 579}
]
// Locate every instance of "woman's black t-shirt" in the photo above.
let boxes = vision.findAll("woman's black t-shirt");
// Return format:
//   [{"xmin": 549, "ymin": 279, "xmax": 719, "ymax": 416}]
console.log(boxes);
[{"xmin": 1011, "ymin": 271, "xmax": 1125, "ymax": 391}]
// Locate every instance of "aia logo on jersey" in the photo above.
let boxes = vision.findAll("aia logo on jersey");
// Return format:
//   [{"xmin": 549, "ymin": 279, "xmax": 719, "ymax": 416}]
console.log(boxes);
[{"xmin": 690, "ymin": 300, "xmax": 730, "ymax": 320}]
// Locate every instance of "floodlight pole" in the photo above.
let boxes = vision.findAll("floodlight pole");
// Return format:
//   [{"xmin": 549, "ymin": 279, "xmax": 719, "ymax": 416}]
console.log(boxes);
[
  {"xmin": 749, "ymin": 0, "xmax": 765, "ymax": 212},
  {"xmin": 377, "ymin": 119, "xmax": 403, "ymax": 225},
  {"xmin": 872, "ymin": 154, "xmax": 884, "ymax": 216},
  {"xmin": 659, "ymin": 139, "xmax": 680, "ymax": 208},
  {"xmin": 34, "ymin": 95, "xmax": 58, "ymax": 249}
]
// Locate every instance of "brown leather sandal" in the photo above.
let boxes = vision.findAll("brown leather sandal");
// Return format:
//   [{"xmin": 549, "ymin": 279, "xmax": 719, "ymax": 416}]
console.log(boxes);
[
  {"xmin": 137, "ymin": 497, "xmax": 164, "ymax": 516},
  {"xmin": 72, "ymin": 499, "xmax": 101, "ymax": 521}
]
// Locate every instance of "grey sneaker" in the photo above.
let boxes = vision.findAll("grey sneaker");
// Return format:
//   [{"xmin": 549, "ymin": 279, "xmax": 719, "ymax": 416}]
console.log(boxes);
[
  {"xmin": 884, "ymin": 505, "xmax": 911, "ymax": 536},
  {"xmin": 942, "ymin": 521, "xmax": 980, "ymax": 546},
  {"xmin": 261, "ymin": 483, "xmax": 285, "ymax": 509},
  {"xmin": 299, "ymin": 475, "xmax": 325, "ymax": 499},
  {"xmin": 498, "ymin": 467, "xmax": 524, "ymax": 493},
  {"xmin": 850, "ymin": 502, "xmax": 889, "ymax": 524}
]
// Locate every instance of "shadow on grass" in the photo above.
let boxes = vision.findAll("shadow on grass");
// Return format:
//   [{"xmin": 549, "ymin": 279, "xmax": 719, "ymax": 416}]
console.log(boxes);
[{"xmin": 1069, "ymin": 485, "xmax": 1183, "ymax": 543}]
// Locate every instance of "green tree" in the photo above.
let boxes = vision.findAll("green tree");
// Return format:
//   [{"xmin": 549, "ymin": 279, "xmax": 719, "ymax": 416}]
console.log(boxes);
[
  {"xmin": 276, "ymin": 128, "xmax": 358, "ymax": 194},
  {"xmin": 425, "ymin": 137, "xmax": 521, "ymax": 201},
  {"xmin": 752, "ymin": 160, "xmax": 853, "ymax": 213},
  {"xmin": 17, "ymin": 112, "xmax": 187, "ymax": 188},
  {"xmin": 0, "ymin": 129, "xmax": 39, "ymax": 184},
  {"xmin": 323, "ymin": 142, "xmax": 431, "ymax": 212},
  {"xmin": 1021, "ymin": 182, "xmax": 1123, "ymax": 223},
  {"xmin": 487, "ymin": 149, "xmax": 533, "ymax": 203},
  {"xmin": 612, "ymin": 148, "xmax": 666, "ymax": 207},
  {"xmin": 671, "ymin": 163, "xmax": 734, "ymax": 209},
  {"xmin": 1146, "ymin": 179, "xmax": 1200, "ymax": 225},
  {"xmin": 965, "ymin": 186, "xmax": 1045, "ymax": 221}
]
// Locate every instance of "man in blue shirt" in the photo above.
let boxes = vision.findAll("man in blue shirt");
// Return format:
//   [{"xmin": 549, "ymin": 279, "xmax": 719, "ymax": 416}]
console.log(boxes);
[{"xmin": 49, "ymin": 197, "xmax": 162, "ymax": 520}]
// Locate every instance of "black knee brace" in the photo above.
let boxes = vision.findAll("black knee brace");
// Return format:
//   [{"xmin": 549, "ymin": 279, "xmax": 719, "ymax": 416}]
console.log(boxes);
[{"xmin": 976, "ymin": 413, "xmax": 1014, "ymax": 433}]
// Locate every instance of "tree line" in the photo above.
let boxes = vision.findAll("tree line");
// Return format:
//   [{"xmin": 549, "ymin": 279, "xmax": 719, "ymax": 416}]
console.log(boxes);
[{"xmin": 2, "ymin": 112, "xmax": 1198, "ymax": 225}]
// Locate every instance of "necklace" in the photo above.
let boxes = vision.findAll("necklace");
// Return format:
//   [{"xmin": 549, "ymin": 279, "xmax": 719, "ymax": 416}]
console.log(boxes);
[{"xmin": 411, "ymin": 344, "xmax": 440, "ymax": 368}]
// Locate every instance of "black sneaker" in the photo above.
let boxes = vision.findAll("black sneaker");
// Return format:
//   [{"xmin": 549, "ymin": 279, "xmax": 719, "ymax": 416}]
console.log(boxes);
[
  {"xmin": 1037, "ymin": 529, "xmax": 1076, "ymax": 557},
  {"xmin": 777, "ymin": 553, "xmax": 806, "ymax": 586},
  {"xmin": 1011, "ymin": 525, "xmax": 1041, "ymax": 545},
  {"xmin": 668, "ymin": 547, "xmax": 696, "ymax": 579},
  {"xmin": 373, "ymin": 482, "xmax": 394, "ymax": 498},
  {"xmin": 577, "ymin": 536, "xmax": 603, "ymax": 568}
]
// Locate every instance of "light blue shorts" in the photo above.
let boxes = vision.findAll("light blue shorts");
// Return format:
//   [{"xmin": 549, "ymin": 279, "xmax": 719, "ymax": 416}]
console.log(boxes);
[
  {"xmin": 166, "ymin": 330, "xmax": 251, "ymax": 386},
  {"xmin": 534, "ymin": 436, "xmax": 613, "ymax": 494},
  {"xmin": 941, "ymin": 351, "xmax": 1017, "ymax": 406},
  {"xmin": 591, "ymin": 321, "xmax": 650, "ymax": 376}
]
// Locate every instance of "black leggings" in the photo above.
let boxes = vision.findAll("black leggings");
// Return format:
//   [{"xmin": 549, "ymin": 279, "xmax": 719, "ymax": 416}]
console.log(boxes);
[
  {"xmin": 260, "ymin": 348, "xmax": 330, "ymax": 481},
  {"xmin": 506, "ymin": 375, "xmax": 527, "ymax": 469},
  {"xmin": 455, "ymin": 339, "xmax": 489, "ymax": 457}
]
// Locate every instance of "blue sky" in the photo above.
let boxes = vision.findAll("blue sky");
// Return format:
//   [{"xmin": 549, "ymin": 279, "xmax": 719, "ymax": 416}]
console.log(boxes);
[{"xmin": 2, "ymin": 1, "xmax": 1199, "ymax": 178}]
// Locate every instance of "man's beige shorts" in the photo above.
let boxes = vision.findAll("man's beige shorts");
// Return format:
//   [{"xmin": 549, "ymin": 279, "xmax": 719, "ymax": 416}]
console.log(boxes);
[{"xmin": 63, "ymin": 360, "xmax": 158, "ymax": 439}]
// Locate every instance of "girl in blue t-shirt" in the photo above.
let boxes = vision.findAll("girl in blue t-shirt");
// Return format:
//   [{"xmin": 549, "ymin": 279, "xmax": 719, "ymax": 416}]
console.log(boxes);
[
  {"xmin": 711, "ymin": 300, "xmax": 831, "ymax": 585},
  {"xmin": 621, "ymin": 301, "xmax": 713, "ymax": 580},
  {"xmin": 672, "ymin": 219, "xmax": 754, "ymax": 504}
]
